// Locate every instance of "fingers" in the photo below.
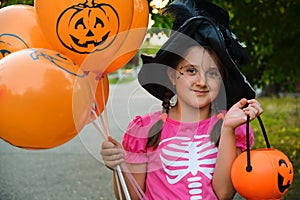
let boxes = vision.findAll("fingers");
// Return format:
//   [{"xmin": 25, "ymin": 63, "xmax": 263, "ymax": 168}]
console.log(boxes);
[
  {"xmin": 237, "ymin": 98, "xmax": 248, "ymax": 109},
  {"xmin": 100, "ymin": 139, "xmax": 124, "ymax": 169},
  {"xmin": 243, "ymin": 99, "xmax": 263, "ymax": 120},
  {"xmin": 224, "ymin": 98, "xmax": 263, "ymax": 129},
  {"xmin": 108, "ymin": 136, "xmax": 122, "ymax": 147}
]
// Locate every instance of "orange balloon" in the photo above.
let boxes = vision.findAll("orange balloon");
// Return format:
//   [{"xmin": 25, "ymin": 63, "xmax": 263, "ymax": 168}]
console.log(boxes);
[
  {"xmin": 0, "ymin": 48, "xmax": 93, "ymax": 149},
  {"xmin": 231, "ymin": 148, "xmax": 294, "ymax": 200},
  {"xmin": 88, "ymin": 0, "xmax": 149, "ymax": 73},
  {"xmin": 34, "ymin": 0, "xmax": 134, "ymax": 68},
  {"xmin": 0, "ymin": 5, "xmax": 52, "ymax": 59}
]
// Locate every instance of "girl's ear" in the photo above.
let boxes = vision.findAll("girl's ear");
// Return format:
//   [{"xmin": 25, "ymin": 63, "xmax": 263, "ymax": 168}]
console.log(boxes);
[{"xmin": 167, "ymin": 67, "xmax": 177, "ymax": 85}]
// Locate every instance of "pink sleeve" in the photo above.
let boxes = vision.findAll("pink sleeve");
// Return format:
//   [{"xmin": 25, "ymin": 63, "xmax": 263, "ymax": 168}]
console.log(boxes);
[
  {"xmin": 122, "ymin": 113, "xmax": 159, "ymax": 164},
  {"xmin": 235, "ymin": 124, "xmax": 254, "ymax": 151}
]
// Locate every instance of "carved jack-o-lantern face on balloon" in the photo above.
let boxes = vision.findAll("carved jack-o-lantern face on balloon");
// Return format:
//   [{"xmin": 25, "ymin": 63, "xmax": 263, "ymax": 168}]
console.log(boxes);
[
  {"xmin": 0, "ymin": 44, "xmax": 10, "ymax": 58},
  {"xmin": 0, "ymin": 34, "xmax": 29, "ymax": 59},
  {"xmin": 57, "ymin": 0, "xmax": 119, "ymax": 54}
]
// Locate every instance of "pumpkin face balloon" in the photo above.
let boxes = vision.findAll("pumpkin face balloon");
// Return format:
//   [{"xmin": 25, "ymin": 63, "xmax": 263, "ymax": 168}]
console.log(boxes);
[
  {"xmin": 35, "ymin": 0, "xmax": 134, "ymax": 66},
  {"xmin": 231, "ymin": 148, "xmax": 294, "ymax": 200},
  {"xmin": 57, "ymin": 1, "xmax": 119, "ymax": 54}
]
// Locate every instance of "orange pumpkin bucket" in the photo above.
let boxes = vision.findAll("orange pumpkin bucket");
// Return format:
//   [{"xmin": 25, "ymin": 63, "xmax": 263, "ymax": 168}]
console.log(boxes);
[{"xmin": 231, "ymin": 116, "xmax": 294, "ymax": 200}]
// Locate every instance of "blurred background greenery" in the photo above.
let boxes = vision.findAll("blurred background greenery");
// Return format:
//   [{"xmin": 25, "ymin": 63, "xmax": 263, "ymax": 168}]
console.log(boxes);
[{"xmin": 251, "ymin": 97, "xmax": 299, "ymax": 199}]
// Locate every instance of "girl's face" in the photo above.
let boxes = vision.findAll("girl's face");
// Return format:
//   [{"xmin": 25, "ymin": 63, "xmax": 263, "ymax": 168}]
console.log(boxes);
[{"xmin": 168, "ymin": 46, "xmax": 223, "ymax": 111}]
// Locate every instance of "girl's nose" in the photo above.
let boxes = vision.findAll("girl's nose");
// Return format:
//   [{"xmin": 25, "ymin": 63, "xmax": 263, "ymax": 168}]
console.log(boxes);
[{"xmin": 195, "ymin": 72, "xmax": 207, "ymax": 86}]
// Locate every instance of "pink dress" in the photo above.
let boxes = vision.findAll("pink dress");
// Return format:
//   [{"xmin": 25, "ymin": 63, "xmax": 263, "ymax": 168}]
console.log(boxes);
[{"xmin": 122, "ymin": 111, "xmax": 253, "ymax": 200}]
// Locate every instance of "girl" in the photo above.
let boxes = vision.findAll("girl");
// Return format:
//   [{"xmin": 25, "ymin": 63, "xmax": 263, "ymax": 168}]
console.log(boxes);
[{"xmin": 101, "ymin": 0, "xmax": 263, "ymax": 199}]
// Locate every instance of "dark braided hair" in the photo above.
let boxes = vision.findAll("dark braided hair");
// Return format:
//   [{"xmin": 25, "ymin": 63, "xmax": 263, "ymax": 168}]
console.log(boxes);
[
  {"xmin": 146, "ymin": 91, "xmax": 173, "ymax": 149},
  {"xmin": 209, "ymin": 101, "xmax": 225, "ymax": 146}
]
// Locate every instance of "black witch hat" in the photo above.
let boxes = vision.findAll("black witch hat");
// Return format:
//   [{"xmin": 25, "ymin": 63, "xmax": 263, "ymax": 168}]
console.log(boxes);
[{"xmin": 138, "ymin": 0, "xmax": 255, "ymax": 108}]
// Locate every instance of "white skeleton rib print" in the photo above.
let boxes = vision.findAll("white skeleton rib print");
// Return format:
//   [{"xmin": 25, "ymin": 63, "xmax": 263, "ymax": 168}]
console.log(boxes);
[{"xmin": 160, "ymin": 135, "xmax": 218, "ymax": 199}]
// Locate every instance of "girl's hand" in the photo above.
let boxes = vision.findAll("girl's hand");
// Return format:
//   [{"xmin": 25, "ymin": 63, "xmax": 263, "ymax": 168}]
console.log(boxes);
[
  {"xmin": 223, "ymin": 98, "xmax": 263, "ymax": 129},
  {"xmin": 100, "ymin": 136, "xmax": 125, "ymax": 170}
]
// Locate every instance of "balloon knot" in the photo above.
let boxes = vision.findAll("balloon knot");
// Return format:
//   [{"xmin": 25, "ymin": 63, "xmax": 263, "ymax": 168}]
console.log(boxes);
[{"xmin": 96, "ymin": 72, "xmax": 107, "ymax": 80}]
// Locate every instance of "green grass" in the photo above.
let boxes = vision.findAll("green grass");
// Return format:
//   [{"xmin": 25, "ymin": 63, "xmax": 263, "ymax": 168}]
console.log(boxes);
[
  {"xmin": 140, "ymin": 41, "xmax": 162, "ymax": 55},
  {"xmin": 108, "ymin": 76, "xmax": 136, "ymax": 84},
  {"xmin": 250, "ymin": 97, "xmax": 299, "ymax": 199}
]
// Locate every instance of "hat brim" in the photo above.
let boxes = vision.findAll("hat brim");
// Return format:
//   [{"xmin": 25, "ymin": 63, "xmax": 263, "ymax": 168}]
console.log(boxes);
[{"xmin": 138, "ymin": 17, "xmax": 255, "ymax": 108}]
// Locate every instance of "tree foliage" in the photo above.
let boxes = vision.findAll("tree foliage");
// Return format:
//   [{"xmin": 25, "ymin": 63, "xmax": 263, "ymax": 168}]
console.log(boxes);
[
  {"xmin": 1, "ymin": 0, "xmax": 299, "ymax": 93},
  {"xmin": 147, "ymin": 0, "xmax": 300, "ymax": 93},
  {"xmin": 218, "ymin": 0, "xmax": 300, "ymax": 93},
  {"xmin": 0, "ymin": 0, "xmax": 33, "ymax": 7}
]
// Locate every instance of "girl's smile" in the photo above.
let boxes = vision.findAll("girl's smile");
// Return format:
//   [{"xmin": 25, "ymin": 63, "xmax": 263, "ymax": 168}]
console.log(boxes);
[{"xmin": 193, "ymin": 89, "xmax": 210, "ymax": 96}]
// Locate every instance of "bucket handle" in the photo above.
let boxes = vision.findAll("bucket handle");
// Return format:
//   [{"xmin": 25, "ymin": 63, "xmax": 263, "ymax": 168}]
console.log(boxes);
[{"xmin": 246, "ymin": 116, "xmax": 271, "ymax": 172}]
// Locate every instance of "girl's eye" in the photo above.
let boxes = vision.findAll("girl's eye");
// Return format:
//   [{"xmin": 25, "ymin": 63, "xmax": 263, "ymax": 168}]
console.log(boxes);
[
  {"xmin": 206, "ymin": 69, "xmax": 221, "ymax": 79},
  {"xmin": 185, "ymin": 67, "xmax": 198, "ymax": 75}
]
